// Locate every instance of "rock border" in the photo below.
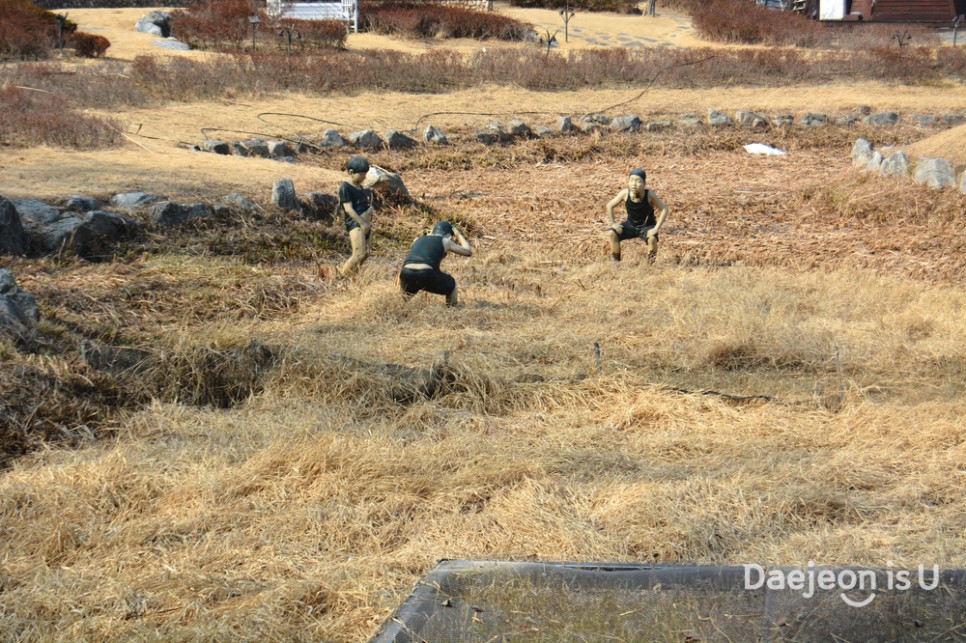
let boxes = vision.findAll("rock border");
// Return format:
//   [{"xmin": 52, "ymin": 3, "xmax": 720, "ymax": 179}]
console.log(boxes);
[{"xmin": 852, "ymin": 138, "xmax": 965, "ymax": 193}]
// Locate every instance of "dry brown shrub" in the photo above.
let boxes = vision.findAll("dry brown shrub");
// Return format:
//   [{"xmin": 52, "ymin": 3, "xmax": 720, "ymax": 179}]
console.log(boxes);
[
  {"xmin": 70, "ymin": 31, "xmax": 111, "ymax": 57},
  {"xmin": 362, "ymin": 0, "xmax": 534, "ymax": 40},
  {"xmin": 280, "ymin": 19, "xmax": 348, "ymax": 51},
  {"xmin": 0, "ymin": 86, "xmax": 124, "ymax": 149},
  {"xmin": 170, "ymin": 0, "xmax": 263, "ymax": 51},
  {"xmin": 0, "ymin": 359, "xmax": 124, "ymax": 464},
  {"xmin": 0, "ymin": 0, "xmax": 71, "ymax": 60}
]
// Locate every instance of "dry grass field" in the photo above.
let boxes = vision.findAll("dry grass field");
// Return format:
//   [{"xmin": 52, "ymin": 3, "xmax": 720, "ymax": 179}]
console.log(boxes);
[{"xmin": 1, "ymin": 4, "xmax": 965, "ymax": 642}]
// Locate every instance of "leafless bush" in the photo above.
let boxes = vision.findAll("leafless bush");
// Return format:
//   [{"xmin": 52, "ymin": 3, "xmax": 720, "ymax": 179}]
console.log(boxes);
[
  {"xmin": 170, "ymin": 0, "xmax": 264, "ymax": 51},
  {"xmin": 508, "ymin": 0, "xmax": 640, "ymax": 13},
  {"xmin": 667, "ymin": 0, "xmax": 940, "ymax": 49},
  {"xmin": 70, "ymin": 31, "xmax": 111, "ymax": 57},
  {"xmin": 0, "ymin": 0, "xmax": 76, "ymax": 60},
  {"xmin": 0, "ymin": 85, "xmax": 124, "ymax": 149},
  {"xmin": 1, "ymin": 43, "xmax": 962, "ymax": 113},
  {"xmin": 279, "ymin": 19, "xmax": 347, "ymax": 51},
  {"xmin": 361, "ymin": 1, "xmax": 533, "ymax": 40}
]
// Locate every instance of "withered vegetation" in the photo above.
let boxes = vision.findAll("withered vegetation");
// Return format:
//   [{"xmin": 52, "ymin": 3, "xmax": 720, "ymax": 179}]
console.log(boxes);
[{"xmin": 1, "ymin": 5, "xmax": 965, "ymax": 642}]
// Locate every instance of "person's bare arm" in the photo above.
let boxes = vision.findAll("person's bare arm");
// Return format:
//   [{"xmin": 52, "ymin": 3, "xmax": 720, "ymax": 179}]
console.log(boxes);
[
  {"xmin": 606, "ymin": 189, "xmax": 627, "ymax": 224},
  {"xmin": 342, "ymin": 203, "xmax": 371, "ymax": 232},
  {"xmin": 445, "ymin": 228, "xmax": 472, "ymax": 257},
  {"xmin": 647, "ymin": 191, "xmax": 670, "ymax": 237}
]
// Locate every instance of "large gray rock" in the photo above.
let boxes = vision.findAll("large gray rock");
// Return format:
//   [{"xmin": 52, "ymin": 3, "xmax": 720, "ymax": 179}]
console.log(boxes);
[
  {"xmin": 348, "ymin": 129, "xmax": 383, "ymax": 150},
  {"xmin": 485, "ymin": 123, "xmax": 512, "ymax": 143},
  {"xmin": 22, "ymin": 214, "xmax": 81, "ymax": 253},
  {"xmin": 220, "ymin": 192, "xmax": 261, "ymax": 214},
  {"xmin": 557, "ymin": 116, "xmax": 574, "ymax": 133},
  {"xmin": 879, "ymin": 151, "xmax": 909, "ymax": 177},
  {"xmin": 865, "ymin": 150, "xmax": 884, "ymax": 172},
  {"xmin": 293, "ymin": 137, "xmax": 315, "ymax": 154},
  {"xmin": 11, "ymin": 201, "xmax": 140, "ymax": 258},
  {"xmin": 64, "ymin": 196, "xmax": 101, "ymax": 213},
  {"xmin": 0, "ymin": 269, "xmax": 38, "ymax": 337},
  {"xmin": 961, "ymin": 169, "xmax": 966, "ymax": 195},
  {"xmin": 583, "ymin": 113, "xmax": 611, "ymax": 126},
  {"xmin": 906, "ymin": 114, "xmax": 937, "ymax": 127},
  {"xmin": 736, "ymin": 110, "xmax": 767, "ymax": 128},
  {"xmin": 148, "ymin": 201, "xmax": 215, "ymax": 226},
  {"xmin": 239, "ymin": 139, "xmax": 270, "ymax": 158},
  {"xmin": 610, "ymin": 115, "xmax": 642, "ymax": 133},
  {"xmin": 0, "ymin": 196, "xmax": 26, "ymax": 256},
  {"xmin": 863, "ymin": 112, "xmax": 899, "ymax": 127},
  {"xmin": 851, "ymin": 138, "xmax": 874, "ymax": 167},
  {"xmin": 386, "ymin": 129, "xmax": 417, "ymax": 150},
  {"xmin": 940, "ymin": 113, "xmax": 965, "ymax": 126},
  {"xmin": 111, "ymin": 192, "xmax": 167, "ymax": 211},
  {"xmin": 646, "ymin": 120, "xmax": 672, "ymax": 132},
  {"xmin": 707, "ymin": 110, "xmax": 733, "ymax": 127},
  {"xmin": 801, "ymin": 112, "xmax": 829, "ymax": 127},
  {"xmin": 13, "ymin": 199, "xmax": 59, "ymax": 224},
  {"xmin": 271, "ymin": 179, "xmax": 299, "ymax": 210},
  {"xmin": 319, "ymin": 129, "xmax": 348, "ymax": 148},
  {"xmin": 78, "ymin": 211, "xmax": 140, "ymax": 254},
  {"xmin": 474, "ymin": 131, "xmax": 502, "ymax": 146},
  {"xmin": 913, "ymin": 158, "xmax": 957, "ymax": 189},
  {"xmin": 771, "ymin": 114, "xmax": 794, "ymax": 126},
  {"xmin": 136, "ymin": 11, "xmax": 171, "ymax": 37},
  {"xmin": 422, "ymin": 125, "xmax": 448, "ymax": 145},
  {"xmin": 203, "ymin": 140, "xmax": 230, "ymax": 155},
  {"xmin": 364, "ymin": 166, "xmax": 410, "ymax": 200},
  {"xmin": 508, "ymin": 120, "xmax": 535, "ymax": 138},
  {"xmin": 268, "ymin": 140, "xmax": 295, "ymax": 158},
  {"xmin": 13, "ymin": 205, "xmax": 140, "ymax": 259}
]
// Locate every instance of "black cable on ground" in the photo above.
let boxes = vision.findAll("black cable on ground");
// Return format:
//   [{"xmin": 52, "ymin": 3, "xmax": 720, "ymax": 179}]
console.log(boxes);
[{"xmin": 411, "ymin": 54, "xmax": 719, "ymax": 133}]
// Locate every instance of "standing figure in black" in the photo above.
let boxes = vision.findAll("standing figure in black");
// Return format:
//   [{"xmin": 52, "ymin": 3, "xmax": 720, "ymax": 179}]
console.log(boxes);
[
  {"xmin": 605, "ymin": 168, "xmax": 669, "ymax": 263},
  {"xmin": 398, "ymin": 221, "xmax": 472, "ymax": 306},
  {"xmin": 339, "ymin": 155, "xmax": 374, "ymax": 276}
]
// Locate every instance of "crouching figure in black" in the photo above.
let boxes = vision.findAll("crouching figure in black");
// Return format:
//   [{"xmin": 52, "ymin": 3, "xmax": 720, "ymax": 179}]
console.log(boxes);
[{"xmin": 398, "ymin": 221, "xmax": 472, "ymax": 306}]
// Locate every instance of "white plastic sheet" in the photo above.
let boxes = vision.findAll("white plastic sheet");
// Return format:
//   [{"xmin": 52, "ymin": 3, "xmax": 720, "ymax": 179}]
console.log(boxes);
[{"xmin": 743, "ymin": 143, "xmax": 787, "ymax": 156}]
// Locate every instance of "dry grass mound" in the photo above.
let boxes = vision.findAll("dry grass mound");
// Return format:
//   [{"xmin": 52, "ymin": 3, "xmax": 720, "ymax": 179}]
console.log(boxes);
[
  {"xmin": 901, "ymin": 123, "xmax": 966, "ymax": 168},
  {"xmin": 2, "ymin": 255, "xmax": 966, "ymax": 640}
]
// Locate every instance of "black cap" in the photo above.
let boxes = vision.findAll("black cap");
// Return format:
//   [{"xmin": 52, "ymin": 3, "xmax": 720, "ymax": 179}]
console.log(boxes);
[
  {"xmin": 346, "ymin": 155, "xmax": 370, "ymax": 173},
  {"xmin": 432, "ymin": 221, "xmax": 454, "ymax": 237}
]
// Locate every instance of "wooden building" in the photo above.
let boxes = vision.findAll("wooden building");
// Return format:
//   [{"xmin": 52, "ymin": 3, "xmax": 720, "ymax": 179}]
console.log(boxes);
[{"xmin": 809, "ymin": 0, "xmax": 966, "ymax": 21}]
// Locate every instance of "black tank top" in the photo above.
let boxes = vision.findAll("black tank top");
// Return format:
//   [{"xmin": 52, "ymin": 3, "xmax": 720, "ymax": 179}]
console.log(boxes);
[
  {"xmin": 404, "ymin": 235, "xmax": 445, "ymax": 269},
  {"xmin": 626, "ymin": 190, "xmax": 655, "ymax": 227}
]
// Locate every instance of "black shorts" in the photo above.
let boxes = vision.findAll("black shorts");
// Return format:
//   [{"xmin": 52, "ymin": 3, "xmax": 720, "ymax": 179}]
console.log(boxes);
[
  {"xmin": 613, "ymin": 221, "xmax": 658, "ymax": 242},
  {"xmin": 399, "ymin": 268, "xmax": 456, "ymax": 296}
]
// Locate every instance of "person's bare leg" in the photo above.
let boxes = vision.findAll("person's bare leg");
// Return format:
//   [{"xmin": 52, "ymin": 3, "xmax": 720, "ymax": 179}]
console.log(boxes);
[
  {"xmin": 340, "ymin": 227, "xmax": 368, "ymax": 275},
  {"xmin": 646, "ymin": 235, "xmax": 658, "ymax": 264},
  {"xmin": 608, "ymin": 229, "xmax": 622, "ymax": 262},
  {"xmin": 446, "ymin": 285, "xmax": 459, "ymax": 307}
]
